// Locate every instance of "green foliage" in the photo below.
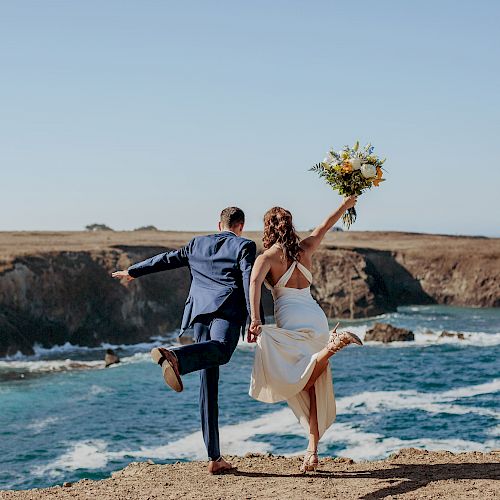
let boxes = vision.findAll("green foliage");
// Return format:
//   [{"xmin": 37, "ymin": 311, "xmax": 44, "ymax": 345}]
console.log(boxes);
[
  {"xmin": 133, "ymin": 225, "xmax": 158, "ymax": 231},
  {"xmin": 85, "ymin": 223, "xmax": 114, "ymax": 231}
]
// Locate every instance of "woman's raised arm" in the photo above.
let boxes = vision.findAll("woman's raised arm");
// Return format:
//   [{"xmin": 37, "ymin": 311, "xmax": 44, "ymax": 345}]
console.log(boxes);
[{"xmin": 301, "ymin": 196, "xmax": 357, "ymax": 254}]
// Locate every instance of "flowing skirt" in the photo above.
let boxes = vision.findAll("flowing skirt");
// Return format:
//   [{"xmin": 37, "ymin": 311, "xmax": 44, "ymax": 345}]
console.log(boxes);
[{"xmin": 249, "ymin": 289, "xmax": 336, "ymax": 438}]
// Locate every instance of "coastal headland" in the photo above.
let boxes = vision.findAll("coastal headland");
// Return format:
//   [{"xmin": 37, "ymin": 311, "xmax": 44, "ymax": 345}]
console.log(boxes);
[{"xmin": 0, "ymin": 231, "xmax": 498, "ymax": 356}]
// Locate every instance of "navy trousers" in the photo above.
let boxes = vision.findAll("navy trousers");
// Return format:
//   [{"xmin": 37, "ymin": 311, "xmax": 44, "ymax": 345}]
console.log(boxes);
[{"xmin": 171, "ymin": 313, "xmax": 241, "ymax": 460}]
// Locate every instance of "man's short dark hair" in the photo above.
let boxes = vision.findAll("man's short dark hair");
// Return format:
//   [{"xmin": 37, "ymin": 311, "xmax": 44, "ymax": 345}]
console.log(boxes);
[{"xmin": 220, "ymin": 207, "xmax": 245, "ymax": 228}]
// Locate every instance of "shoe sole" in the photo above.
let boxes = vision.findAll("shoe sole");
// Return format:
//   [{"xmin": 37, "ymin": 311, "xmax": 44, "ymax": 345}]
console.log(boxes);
[
  {"xmin": 328, "ymin": 331, "xmax": 364, "ymax": 347},
  {"xmin": 150, "ymin": 348, "xmax": 183, "ymax": 392},
  {"xmin": 346, "ymin": 332, "xmax": 364, "ymax": 346}
]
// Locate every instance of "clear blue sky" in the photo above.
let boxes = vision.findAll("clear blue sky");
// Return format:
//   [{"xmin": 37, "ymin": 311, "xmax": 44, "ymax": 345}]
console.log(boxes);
[{"xmin": 1, "ymin": 1, "xmax": 499, "ymax": 235}]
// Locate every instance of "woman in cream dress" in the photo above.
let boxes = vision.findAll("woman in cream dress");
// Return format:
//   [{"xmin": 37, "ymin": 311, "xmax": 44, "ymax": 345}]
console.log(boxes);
[{"xmin": 248, "ymin": 196, "xmax": 362, "ymax": 472}]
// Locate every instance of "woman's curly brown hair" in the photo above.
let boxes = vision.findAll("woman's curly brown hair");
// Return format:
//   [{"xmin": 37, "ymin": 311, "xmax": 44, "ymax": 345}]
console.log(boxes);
[{"xmin": 263, "ymin": 207, "xmax": 302, "ymax": 262}]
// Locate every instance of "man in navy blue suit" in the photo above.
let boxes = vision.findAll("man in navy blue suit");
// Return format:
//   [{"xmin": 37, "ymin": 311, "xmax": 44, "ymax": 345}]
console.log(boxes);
[{"xmin": 112, "ymin": 207, "xmax": 256, "ymax": 474}]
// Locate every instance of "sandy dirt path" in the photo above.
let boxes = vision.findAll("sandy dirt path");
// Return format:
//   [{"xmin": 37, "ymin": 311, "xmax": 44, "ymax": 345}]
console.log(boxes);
[{"xmin": 1, "ymin": 449, "xmax": 499, "ymax": 500}]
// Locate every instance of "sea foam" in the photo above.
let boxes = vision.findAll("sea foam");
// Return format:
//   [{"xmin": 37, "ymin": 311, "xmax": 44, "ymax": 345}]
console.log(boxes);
[{"xmin": 31, "ymin": 378, "xmax": 500, "ymax": 477}]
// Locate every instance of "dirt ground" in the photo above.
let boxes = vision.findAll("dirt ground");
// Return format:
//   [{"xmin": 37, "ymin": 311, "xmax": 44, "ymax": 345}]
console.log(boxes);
[{"xmin": 1, "ymin": 449, "xmax": 499, "ymax": 500}]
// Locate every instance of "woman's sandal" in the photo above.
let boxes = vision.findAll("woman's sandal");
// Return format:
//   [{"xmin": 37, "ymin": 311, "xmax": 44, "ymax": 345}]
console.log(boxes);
[
  {"xmin": 299, "ymin": 449, "xmax": 319, "ymax": 473},
  {"xmin": 327, "ymin": 323, "xmax": 363, "ymax": 355}
]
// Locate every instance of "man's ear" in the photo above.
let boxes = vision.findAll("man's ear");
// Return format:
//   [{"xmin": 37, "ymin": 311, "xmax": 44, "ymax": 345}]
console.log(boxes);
[{"xmin": 218, "ymin": 221, "xmax": 222, "ymax": 231}]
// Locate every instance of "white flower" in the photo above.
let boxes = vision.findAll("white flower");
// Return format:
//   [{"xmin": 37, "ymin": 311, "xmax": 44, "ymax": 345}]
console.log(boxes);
[
  {"xmin": 350, "ymin": 158, "xmax": 362, "ymax": 171},
  {"xmin": 323, "ymin": 153, "xmax": 337, "ymax": 167},
  {"xmin": 361, "ymin": 163, "xmax": 377, "ymax": 178}
]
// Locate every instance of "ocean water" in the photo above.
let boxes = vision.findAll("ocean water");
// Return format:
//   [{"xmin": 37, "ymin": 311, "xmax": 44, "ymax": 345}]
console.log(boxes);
[{"xmin": 0, "ymin": 305, "xmax": 499, "ymax": 490}]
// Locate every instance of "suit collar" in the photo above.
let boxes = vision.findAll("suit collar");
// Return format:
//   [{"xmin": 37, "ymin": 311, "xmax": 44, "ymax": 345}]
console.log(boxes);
[{"xmin": 220, "ymin": 230, "xmax": 238, "ymax": 237}]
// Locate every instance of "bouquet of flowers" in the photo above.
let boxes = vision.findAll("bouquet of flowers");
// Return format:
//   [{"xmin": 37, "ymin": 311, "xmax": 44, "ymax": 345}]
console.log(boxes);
[{"xmin": 310, "ymin": 141, "xmax": 386, "ymax": 228}]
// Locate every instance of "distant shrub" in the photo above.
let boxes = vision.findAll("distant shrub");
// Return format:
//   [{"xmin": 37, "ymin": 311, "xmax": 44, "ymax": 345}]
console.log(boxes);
[
  {"xmin": 308, "ymin": 226, "xmax": 344, "ymax": 232},
  {"xmin": 85, "ymin": 223, "xmax": 114, "ymax": 232},
  {"xmin": 133, "ymin": 225, "xmax": 158, "ymax": 231}
]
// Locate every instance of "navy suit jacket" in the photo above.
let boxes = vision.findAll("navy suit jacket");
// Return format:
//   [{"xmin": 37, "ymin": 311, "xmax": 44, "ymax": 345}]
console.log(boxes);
[{"xmin": 128, "ymin": 231, "xmax": 256, "ymax": 334}]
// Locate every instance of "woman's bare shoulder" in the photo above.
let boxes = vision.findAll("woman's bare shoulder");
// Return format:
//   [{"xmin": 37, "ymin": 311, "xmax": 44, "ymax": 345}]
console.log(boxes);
[{"xmin": 259, "ymin": 246, "xmax": 282, "ymax": 264}]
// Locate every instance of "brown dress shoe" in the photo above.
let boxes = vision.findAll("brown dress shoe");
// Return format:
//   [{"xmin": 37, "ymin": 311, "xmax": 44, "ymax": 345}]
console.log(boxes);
[{"xmin": 150, "ymin": 347, "xmax": 183, "ymax": 392}]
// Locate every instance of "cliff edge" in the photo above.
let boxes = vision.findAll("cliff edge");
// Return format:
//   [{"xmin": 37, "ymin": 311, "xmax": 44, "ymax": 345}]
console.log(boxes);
[
  {"xmin": 0, "ymin": 231, "xmax": 498, "ymax": 356},
  {"xmin": 0, "ymin": 449, "xmax": 498, "ymax": 500}
]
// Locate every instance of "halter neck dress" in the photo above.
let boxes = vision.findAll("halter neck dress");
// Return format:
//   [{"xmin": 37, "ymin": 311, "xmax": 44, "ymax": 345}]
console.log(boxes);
[{"xmin": 249, "ymin": 258, "xmax": 336, "ymax": 438}]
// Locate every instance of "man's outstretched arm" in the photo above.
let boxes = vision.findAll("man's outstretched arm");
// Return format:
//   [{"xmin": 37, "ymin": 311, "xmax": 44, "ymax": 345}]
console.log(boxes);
[{"xmin": 112, "ymin": 242, "xmax": 192, "ymax": 281}]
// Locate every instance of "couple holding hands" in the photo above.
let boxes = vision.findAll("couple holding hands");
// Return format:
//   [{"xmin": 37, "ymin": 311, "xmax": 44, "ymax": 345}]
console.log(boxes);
[{"xmin": 112, "ymin": 197, "xmax": 362, "ymax": 474}]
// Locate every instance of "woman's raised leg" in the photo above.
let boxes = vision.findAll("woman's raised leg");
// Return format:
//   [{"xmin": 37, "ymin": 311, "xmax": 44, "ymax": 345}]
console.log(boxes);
[
  {"xmin": 304, "ymin": 324, "xmax": 363, "ymax": 391},
  {"xmin": 303, "ymin": 348, "xmax": 331, "ymax": 391}
]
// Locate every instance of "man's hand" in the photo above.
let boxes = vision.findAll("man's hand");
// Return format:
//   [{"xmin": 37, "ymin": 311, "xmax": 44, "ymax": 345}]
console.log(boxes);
[
  {"xmin": 247, "ymin": 319, "xmax": 262, "ymax": 343},
  {"xmin": 111, "ymin": 270, "xmax": 135, "ymax": 282},
  {"xmin": 343, "ymin": 195, "xmax": 358, "ymax": 210}
]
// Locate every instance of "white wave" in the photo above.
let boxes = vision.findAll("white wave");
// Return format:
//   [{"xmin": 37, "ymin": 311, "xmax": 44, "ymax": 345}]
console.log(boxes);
[
  {"xmin": 413, "ymin": 328, "xmax": 500, "ymax": 346},
  {"xmin": 0, "ymin": 351, "xmax": 153, "ymax": 374},
  {"xmin": 0, "ymin": 342, "xmax": 85, "ymax": 361},
  {"xmin": 26, "ymin": 416, "xmax": 60, "ymax": 434},
  {"xmin": 342, "ymin": 324, "xmax": 500, "ymax": 347},
  {"xmin": 31, "ymin": 409, "xmax": 297, "ymax": 478},
  {"xmin": 323, "ymin": 423, "xmax": 498, "ymax": 462},
  {"xmin": 100, "ymin": 338, "xmax": 176, "ymax": 352},
  {"xmin": 0, "ymin": 335, "xmax": 178, "ymax": 362},
  {"xmin": 3, "ymin": 321, "xmax": 499, "ymax": 365},
  {"xmin": 128, "ymin": 408, "xmax": 299, "ymax": 461},
  {"xmin": 0, "ymin": 358, "xmax": 104, "ymax": 373},
  {"xmin": 32, "ymin": 440, "xmax": 110, "ymax": 478},
  {"xmin": 488, "ymin": 425, "xmax": 500, "ymax": 437},
  {"xmin": 88, "ymin": 384, "xmax": 112, "ymax": 397},
  {"xmin": 34, "ymin": 409, "xmax": 499, "ymax": 477},
  {"xmin": 32, "ymin": 378, "xmax": 500, "ymax": 476},
  {"xmin": 118, "ymin": 352, "xmax": 151, "ymax": 364},
  {"xmin": 336, "ymin": 379, "xmax": 500, "ymax": 419}
]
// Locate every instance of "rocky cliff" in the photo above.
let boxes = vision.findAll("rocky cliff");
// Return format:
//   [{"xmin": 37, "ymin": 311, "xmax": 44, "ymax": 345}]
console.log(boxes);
[
  {"xmin": 0, "ymin": 246, "xmax": 190, "ymax": 356},
  {"xmin": 0, "ymin": 231, "xmax": 498, "ymax": 357}
]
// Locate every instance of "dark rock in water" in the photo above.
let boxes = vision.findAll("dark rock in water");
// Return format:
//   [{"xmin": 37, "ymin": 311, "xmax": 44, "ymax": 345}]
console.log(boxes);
[
  {"xmin": 440, "ymin": 331, "xmax": 465, "ymax": 340},
  {"xmin": 104, "ymin": 349, "xmax": 120, "ymax": 367},
  {"xmin": 365, "ymin": 323, "xmax": 414, "ymax": 343}
]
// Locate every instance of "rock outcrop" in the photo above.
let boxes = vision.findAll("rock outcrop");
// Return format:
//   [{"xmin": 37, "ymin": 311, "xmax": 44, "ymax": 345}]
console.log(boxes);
[
  {"xmin": 439, "ymin": 331, "xmax": 465, "ymax": 340},
  {"xmin": 104, "ymin": 348, "xmax": 120, "ymax": 367},
  {"xmin": 0, "ymin": 231, "xmax": 498, "ymax": 356},
  {"xmin": 310, "ymin": 247, "xmax": 434, "ymax": 318},
  {"xmin": 0, "ymin": 246, "xmax": 190, "ymax": 357},
  {"xmin": 364, "ymin": 323, "xmax": 415, "ymax": 342}
]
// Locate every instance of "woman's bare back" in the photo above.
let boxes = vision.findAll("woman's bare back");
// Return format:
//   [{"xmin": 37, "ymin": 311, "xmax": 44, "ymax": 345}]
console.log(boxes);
[{"xmin": 264, "ymin": 245, "xmax": 313, "ymax": 289}]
